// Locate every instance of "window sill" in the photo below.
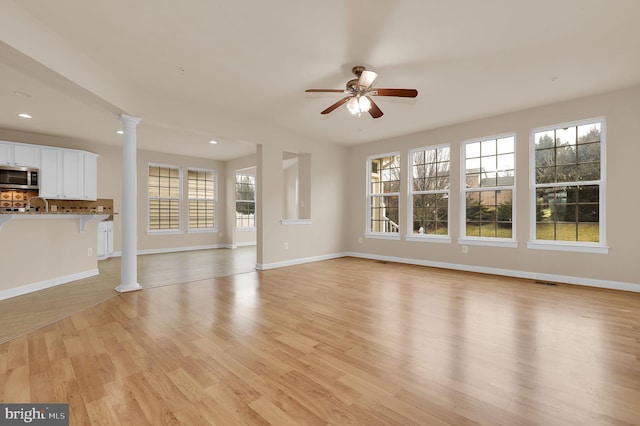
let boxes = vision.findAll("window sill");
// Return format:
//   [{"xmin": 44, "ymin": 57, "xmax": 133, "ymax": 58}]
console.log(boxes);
[
  {"xmin": 527, "ymin": 241, "xmax": 609, "ymax": 254},
  {"xmin": 281, "ymin": 219, "xmax": 312, "ymax": 225},
  {"xmin": 457, "ymin": 237, "xmax": 518, "ymax": 248},
  {"xmin": 406, "ymin": 235, "xmax": 451, "ymax": 244},
  {"xmin": 187, "ymin": 228, "xmax": 217, "ymax": 234},
  {"xmin": 147, "ymin": 229, "xmax": 183, "ymax": 235},
  {"xmin": 365, "ymin": 232, "xmax": 401, "ymax": 241},
  {"xmin": 236, "ymin": 227, "xmax": 256, "ymax": 232}
]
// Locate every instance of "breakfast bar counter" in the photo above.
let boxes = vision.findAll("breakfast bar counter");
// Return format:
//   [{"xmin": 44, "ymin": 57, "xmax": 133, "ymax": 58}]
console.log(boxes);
[{"xmin": 0, "ymin": 212, "xmax": 110, "ymax": 300}]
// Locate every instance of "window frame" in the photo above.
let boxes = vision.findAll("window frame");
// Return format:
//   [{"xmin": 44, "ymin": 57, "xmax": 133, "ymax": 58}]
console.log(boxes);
[
  {"xmin": 365, "ymin": 151, "xmax": 401, "ymax": 240},
  {"xmin": 528, "ymin": 117, "xmax": 608, "ymax": 254},
  {"xmin": 407, "ymin": 144, "xmax": 451, "ymax": 243},
  {"xmin": 187, "ymin": 167, "xmax": 217, "ymax": 233},
  {"xmin": 235, "ymin": 171, "xmax": 256, "ymax": 231},
  {"xmin": 459, "ymin": 133, "xmax": 517, "ymax": 248},
  {"xmin": 147, "ymin": 163, "xmax": 182, "ymax": 235}
]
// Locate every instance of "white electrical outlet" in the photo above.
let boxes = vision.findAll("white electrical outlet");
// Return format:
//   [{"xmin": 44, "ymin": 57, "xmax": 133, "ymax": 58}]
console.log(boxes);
[
  {"xmin": 284, "ymin": 242, "xmax": 289, "ymax": 250},
  {"xmin": 88, "ymin": 248, "xmax": 93, "ymax": 256},
  {"xmin": 358, "ymin": 238, "xmax": 363, "ymax": 244},
  {"xmin": 462, "ymin": 245, "xmax": 468, "ymax": 254},
  {"xmin": 97, "ymin": 205, "xmax": 104, "ymax": 212}
]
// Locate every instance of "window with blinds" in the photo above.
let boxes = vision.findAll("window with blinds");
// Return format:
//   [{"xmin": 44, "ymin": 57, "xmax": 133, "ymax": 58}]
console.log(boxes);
[
  {"xmin": 148, "ymin": 165, "xmax": 181, "ymax": 231},
  {"xmin": 188, "ymin": 169, "xmax": 215, "ymax": 230}
]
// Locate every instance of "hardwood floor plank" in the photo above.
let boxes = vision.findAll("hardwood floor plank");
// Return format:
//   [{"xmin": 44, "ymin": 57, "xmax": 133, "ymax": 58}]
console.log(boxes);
[{"xmin": 1, "ymin": 254, "xmax": 639, "ymax": 424}]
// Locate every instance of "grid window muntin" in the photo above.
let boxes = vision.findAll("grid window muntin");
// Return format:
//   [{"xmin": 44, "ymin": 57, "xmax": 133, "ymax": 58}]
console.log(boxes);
[
  {"xmin": 148, "ymin": 164, "xmax": 181, "ymax": 231},
  {"xmin": 462, "ymin": 135, "xmax": 516, "ymax": 241},
  {"xmin": 235, "ymin": 173, "xmax": 256, "ymax": 229},
  {"xmin": 531, "ymin": 118, "xmax": 605, "ymax": 246},
  {"xmin": 188, "ymin": 168, "xmax": 216, "ymax": 230},
  {"xmin": 410, "ymin": 145, "xmax": 450, "ymax": 237},
  {"xmin": 367, "ymin": 153, "xmax": 401, "ymax": 235}
]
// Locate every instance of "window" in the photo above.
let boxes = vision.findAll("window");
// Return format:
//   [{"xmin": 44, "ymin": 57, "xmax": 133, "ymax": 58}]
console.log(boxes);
[
  {"xmin": 148, "ymin": 165, "xmax": 181, "ymax": 231},
  {"xmin": 461, "ymin": 135, "xmax": 516, "ymax": 246},
  {"xmin": 188, "ymin": 169, "xmax": 215, "ymax": 230},
  {"xmin": 409, "ymin": 145, "xmax": 450, "ymax": 240},
  {"xmin": 235, "ymin": 172, "xmax": 256, "ymax": 229},
  {"xmin": 530, "ymin": 118, "xmax": 606, "ymax": 252},
  {"xmin": 367, "ymin": 153, "xmax": 400, "ymax": 237}
]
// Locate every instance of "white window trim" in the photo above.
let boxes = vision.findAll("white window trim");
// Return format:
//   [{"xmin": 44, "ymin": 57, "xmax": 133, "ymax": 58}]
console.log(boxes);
[
  {"xmin": 528, "ymin": 117, "xmax": 607, "ymax": 253},
  {"xmin": 407, "ymin": 235, "xmax": 452, "ymax": 244},
  {"xmin": 365, "ymin": 151, "xmax": 401, "ymax": 238},
  {"xmin": 407, "ymin": 144, "xmax": 451, "ymax": 242},
  {"xmin": 187, "ymin": 167, "xmax": 217, "ymax": 232},
  {"xmin": 147, "ymin": 163, "xmax": 183, "ymax": 234},
  {"xmin": 281, "ymin": 219, "xmax": 312, "ymax": 225},
  {"xmin": 460, "ymin": 133, "xmax": 517, "ymax": 246}
]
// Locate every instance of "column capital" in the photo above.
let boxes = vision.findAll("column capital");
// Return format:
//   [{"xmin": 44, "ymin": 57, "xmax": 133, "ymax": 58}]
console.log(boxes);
[{"xmin": 118, "ymin": 114, "xmax": 142, "ymax": 127}]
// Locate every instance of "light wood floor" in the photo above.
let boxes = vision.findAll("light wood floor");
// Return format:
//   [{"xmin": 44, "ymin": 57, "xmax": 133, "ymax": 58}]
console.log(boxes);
[
  {"xmin": 0, "ymin": 247, "xmax": 256, "ymax": 343},
  {"xmin": 1, "ymin": 257, "xmax": 640, "ymax": 425}
]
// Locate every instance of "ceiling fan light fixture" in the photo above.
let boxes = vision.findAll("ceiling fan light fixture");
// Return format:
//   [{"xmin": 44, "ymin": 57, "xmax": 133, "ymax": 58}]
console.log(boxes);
[{"xmin": 347, "ymin": 95, "xmax": 372, "ymax": 116}]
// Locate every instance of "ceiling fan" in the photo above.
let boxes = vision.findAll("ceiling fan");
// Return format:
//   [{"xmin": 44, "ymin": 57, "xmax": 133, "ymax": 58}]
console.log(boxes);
[{"xmin": 305, "ymin": 66, "xmax": 418, "ymax": 119}]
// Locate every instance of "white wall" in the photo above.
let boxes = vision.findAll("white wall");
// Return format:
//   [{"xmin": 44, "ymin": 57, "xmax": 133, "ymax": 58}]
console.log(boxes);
[{"xmin": 345, "ymin": 85, "xmax": 640, "ymax": 290}]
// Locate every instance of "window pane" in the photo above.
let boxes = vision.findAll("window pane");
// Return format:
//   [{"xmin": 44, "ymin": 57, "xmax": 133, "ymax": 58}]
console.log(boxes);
[
  {"xmin": 370, "ymin": 195, "xmax": 399, "ymax": 233},
  {"xmin": 411, "ymin": 146, "xmax": 450, "ymax": 237},
  {"xmin": 235, "ymin": 173, "xmax": 256, "ymax": 228},
  {"xmin": 148, "ymin": 165, "xmax": 180, "ymax": 231},
  {"xmin": 188, "ymin": 169, "xmax": 216, "ymax": 229}
]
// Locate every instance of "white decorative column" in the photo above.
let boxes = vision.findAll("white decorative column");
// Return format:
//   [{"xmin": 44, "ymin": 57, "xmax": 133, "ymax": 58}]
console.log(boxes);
[{"xmin": 116, "ymin": 114, "xmax": 142, "ymax": 293}]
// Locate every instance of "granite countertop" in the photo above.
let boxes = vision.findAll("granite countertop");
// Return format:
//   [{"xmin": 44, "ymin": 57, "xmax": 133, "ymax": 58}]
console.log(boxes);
[{"xmin": 0, "ymin": 211, "xmax": 110, "ymax": 215}]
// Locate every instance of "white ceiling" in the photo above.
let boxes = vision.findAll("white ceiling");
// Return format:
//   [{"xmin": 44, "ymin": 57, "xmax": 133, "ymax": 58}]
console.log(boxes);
[{"xmin": 1, "ymin": 0, "xmax": 640, "ymax": 160}]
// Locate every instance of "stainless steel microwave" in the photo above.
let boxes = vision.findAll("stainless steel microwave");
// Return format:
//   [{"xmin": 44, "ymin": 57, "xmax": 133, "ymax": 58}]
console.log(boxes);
[{"xmin": 0, "ymin": 165, "xmax": 39, "ymax": 190}]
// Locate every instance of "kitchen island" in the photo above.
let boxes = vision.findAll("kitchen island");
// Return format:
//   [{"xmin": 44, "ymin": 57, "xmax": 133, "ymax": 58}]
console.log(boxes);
[{"xmin": 0, "ymin": 212, "xmax": 109, "ymax": 300}]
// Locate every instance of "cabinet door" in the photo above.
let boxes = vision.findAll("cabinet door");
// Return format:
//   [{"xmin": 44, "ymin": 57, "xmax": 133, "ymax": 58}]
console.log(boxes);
[
  {"xmin": 0, "ymin": 143, "xmax": 12, "ymax": 165},
  {"xmin": 106, "ymin": 221, "xmax": 113, "ymax": 255},
  {"xmin": 39, "ymin": 149, "xmax": 62, "ymax": 198},
  {"xmin": 13, "ymin": 145, "xmax": 40, "ymax": 168},
  {"xmin": 97, "ymin": 222, "xmax": 107, "ymax": 259},
  {"xmin": 83, "ymin": 153, "xmax": 98, "ymax": 200},
  {"xmin": 62, "ymin": 150, "xmax": 84, "ymax": 199}
]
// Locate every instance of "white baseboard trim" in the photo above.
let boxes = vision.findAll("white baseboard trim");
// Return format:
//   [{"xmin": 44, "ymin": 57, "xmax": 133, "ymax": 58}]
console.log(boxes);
[
  {"xmin": 136, "ymin": 244, "xmax": 233, "ymax": 256},
  {"xmin": 345, "ymin": 251, "xmax": 640, "ymax": 293},
  {"xmin": 0, "ymin": 269, "xmax": 100, "ymax": 301},
  {"xmin": 235, "ymin": 241, "xmax": 257, "ymax": 247},
  {"xmin": 256, "ymin": 252, "xmax": 349, "ymax": 271},
  {"xmin": 104, "ymin": 244, "xmax": 246, "ymax": 259}
]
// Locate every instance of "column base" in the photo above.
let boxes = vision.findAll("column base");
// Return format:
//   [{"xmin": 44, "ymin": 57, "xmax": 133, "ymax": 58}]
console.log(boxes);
[{"xmin": 115, "ymin": 283, "xmax": 142, "ymax": 293}]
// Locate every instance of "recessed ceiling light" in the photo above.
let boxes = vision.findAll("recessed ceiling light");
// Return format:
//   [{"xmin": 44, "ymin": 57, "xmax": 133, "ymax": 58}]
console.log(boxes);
[
  {"xmin": 116, "ymin": 130, "xmax": 124, "ymax": 135},
  {"xmin": 209, "ymin": 140, "xmax": 218, "ymax": 145},
  {"xmin": 18, "ymin": 113, "xmax": 32, "ymax": 119},
  {"xmin": 14, "ymin": 91, "xmax": 32, "ymax": 98}
]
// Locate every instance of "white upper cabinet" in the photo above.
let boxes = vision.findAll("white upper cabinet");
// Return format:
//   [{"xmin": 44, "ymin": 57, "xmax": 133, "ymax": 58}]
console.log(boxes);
[
  {"xmin": 37, "ymin": 146, "xmax": 98, "ymax": 200},
  {"xmin": 39, "ymin": 148, "xmax": 62, "ymax": 198},
  {"xmin": 0, "ymin": 142, "xmax": 40, "ymax": 168},
  {"xmin": 62, "ymin": 150, "xmax": 84, "ymax": 199},
  {"xmin": 83, "ymin": 153, "xmax": 98, "ymax": 201}
]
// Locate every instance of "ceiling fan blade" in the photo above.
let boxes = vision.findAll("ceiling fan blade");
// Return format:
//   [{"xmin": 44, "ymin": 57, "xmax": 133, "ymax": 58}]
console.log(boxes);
[
  {"xmin": 366, "ymin": 96, "xmax": 383, "ymax": 119},
  {"xmin": 369, "ymin": 88, "xmax": 418, "ymax": 98},
  {"xmin": 305, "ymin": 89, "xmax": 347, "ymax": 93},
  {"xmin": 320, "ymin": 96, "xmax": 352, "ymax": 114},
  {"xmin": 358, "ymin": 70, "xmax": 378, "ymax": 90}
]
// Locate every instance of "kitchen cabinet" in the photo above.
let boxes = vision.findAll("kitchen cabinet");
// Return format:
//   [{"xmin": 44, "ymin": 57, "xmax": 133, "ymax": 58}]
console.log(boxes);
[
  {"xmin": 83, "ymin": 153, "xmax": 98, "ymax": 201},
  {"xmin": 0, "ymin": 142, "xmax": 40, "ymax": 167},
  {"xmin": 62, "ymin": 150, "xmax": 84, "ymax": 199},
  {"xmin": 39, "ymin": 148, "xmax": 97, "ymax": 200},
  {"xmin": 39, "ymin": 148, "xmax": 62, "ymax": 198},
  {"xmin": 97, "ymin": 220, "xmax": 113, "ymax": 259}
]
